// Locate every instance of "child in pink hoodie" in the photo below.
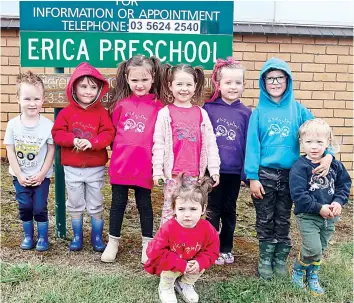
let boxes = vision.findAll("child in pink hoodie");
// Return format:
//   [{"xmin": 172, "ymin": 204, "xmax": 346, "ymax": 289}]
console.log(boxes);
[{"xmin": 101, "ymin": 55, "xmax": 163, "ymax": 264}]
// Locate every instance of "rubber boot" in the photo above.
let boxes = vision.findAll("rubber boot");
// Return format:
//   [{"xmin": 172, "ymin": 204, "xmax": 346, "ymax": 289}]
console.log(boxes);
[
  {"xmin": 101, "ymin": 235, "xmax": 120, "ymax": 262},
  {"xmin": 258, "ymin": 241, "xmax": 276, "ymax": 280},
  {"xmin": 21, "ymin": 220, "xmax": 34, "ymax": 250},
  {"xmin": 273, "ymin": 243, "xmax": 292, "ymax": 276},
  {"xmin": 90, "ymin": 216, "xmax": 106, "ymax": 252},
  {"xmin": 69, "ymin": 216, "xmax": 83, "ymax": 251},
  {"xmin": 306, "ymin": 261, "xmax": 324, "ymax": 296},
  {"xmin": 141, "ymin": 236, "xmax": 153, "ymax": 264},
  {"xmin": 290, "ymin": 255, "xmax": 310, "ymax": 289},
  {"xmin": 36, "ymin": 221, "xmax": 49, "ymax": 251}
]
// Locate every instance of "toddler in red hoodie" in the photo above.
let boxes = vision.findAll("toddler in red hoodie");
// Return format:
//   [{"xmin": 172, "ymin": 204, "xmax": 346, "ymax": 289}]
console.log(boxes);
[
  {"xmin": 144, "ymin": 174, "xmax": 219, "ymax": 303},
  {"xmin": 100, "ymin": 55, "xmax": 163, "ymax": 264},
  {"xmin": 52, "ymin": 62, "xmax": 115, "ymax": 252}
]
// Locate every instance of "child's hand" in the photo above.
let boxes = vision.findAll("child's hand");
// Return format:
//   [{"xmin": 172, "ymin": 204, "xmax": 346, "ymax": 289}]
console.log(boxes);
[
  {"xmin": 211, "ymin": 175, "xmax": 220, "ymax": 187},
  {"xmin": 76, "ymin": 139, "xmax": 92, "ymax": 151},
  {"xmin": 250, "ymin": 180, "xmax": 265, "ymax": 199},
  {"xmin": 186, "ymin": 260, "xmax": 200, "ymax": 274},
  {"xmin": 312, "ymin": 154, "xmax": 332, "ymax": 177},
  {"xmin": 329, "ymin": 201, "xmax": 342, "ymax": 216},
  {"xmin": 27, "ymin": 171, "xmax": 45, "ymax": 187},
  {"xmin": 17, "ymin": 174, "xmax": 29, "ymax": 187},
  {"xmin": 319, "ymin": 205, "xmax": 334, "ymax": 219},
  {"xmin": 153, "ymin": 176, "xmax": 166, "ymax": 187}
]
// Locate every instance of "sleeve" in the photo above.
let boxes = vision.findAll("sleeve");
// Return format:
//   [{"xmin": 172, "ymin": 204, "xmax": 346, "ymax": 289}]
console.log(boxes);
[
  {"xmin": 194, "ymin": 223, "xmax": 220, "ymax": 271},
  {"xmin": 201, "ymin": 109, "xmax": 220, "ymax": 177},
  {"xmin": 244, "ymin": 110, "xmax": 261, "ymax": 180},
  {"xmin": 152, "ymin": 109, "xmax": 166, "ymax": 177},
  {"xmin": 88, "ymin": 108, "xmax": 115, "ymax": 150},
  {"xmin": 241, "ymin": 109, "xmax": 252, "ymax": 183},
  {"xmin": 144, "ymin": 223, "xmax": 187, "ymax": 275},
  {"xmin": 51, "ymin": 110, "xmax": 75, "ymax": 147},
  {"xmin": 289, "ymin": 162, "xmax": 323, "ymax": 214},
  {"xmin": 332, "ymin": 161, "xmax": 352, "ymax": 206},
  {"xmin": 46, "ymin": 121, "xmax": 54, "ymax": 145},
  {"xmin": 4, "ymin": 120, "xmax": 14, "ymax": 145}
]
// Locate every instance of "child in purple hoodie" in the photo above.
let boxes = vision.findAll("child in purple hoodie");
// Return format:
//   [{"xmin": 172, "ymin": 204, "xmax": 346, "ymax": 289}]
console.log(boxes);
[{"xmin": 203, "ymin": 57, "xmax": 251, "ymax": 265}]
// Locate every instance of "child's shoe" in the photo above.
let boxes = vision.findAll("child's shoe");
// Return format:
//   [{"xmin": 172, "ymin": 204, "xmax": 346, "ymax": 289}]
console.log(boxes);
[
  {"xmin": 90, "ymin": 217, "xmax": 106, "ymax": 252},
  {"xmin": 273, "ymin": 243, "xmax": 291, "ymax": 276},
  {"xmin": 306, "ymin": 262, "xmax": 324, "ymax": 296},
  {"xmin": 258, "ymin": 241, "xmax": 276, "ymax": 280},
  {"xmin": 69, "ymin": 216, "xmax": 83, "ymax": 251},
  {"xmin": 36, "ymin": 221, "xmax": 49, "ymax": 251},
  {"xmin": 175, "ymin": 278, "xmax": 199, "ymax": 303},
  {"xmin": 215, "ymin": 254, "xmax": 225, "ymax": 265},
  {"xmin": 141, "ymin": 236, "xmax": 153, "ymax": 264},
  {"xmin": 21, "ymin": 220, "xmax": 35, "ymax": 250},
  {"xmin": 290, "ymin": 255, "xmax": 310, "ymax": 289},
  {"xmin": 101, "ymin": 235, "xmax": 120, "ymax": 262},
  {"xmin": 222, "ymin": 252, "xmax": 234, "ymax": 264},
  {"xmin": 158, "ymin": 285, "xmax": 177, "ymax": 303}
]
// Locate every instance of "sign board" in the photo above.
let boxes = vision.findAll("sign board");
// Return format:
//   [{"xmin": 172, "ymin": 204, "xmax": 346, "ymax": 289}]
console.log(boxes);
[
  {"xmin": 40, "ymin": 71, "xmax": 213, "ymax": 108},
  {"xmin": 20, "ymin": 1, "xmax": 234, "ymax": 69}
]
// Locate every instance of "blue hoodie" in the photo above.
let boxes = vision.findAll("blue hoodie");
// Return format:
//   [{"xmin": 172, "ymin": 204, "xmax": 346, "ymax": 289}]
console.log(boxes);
[
  {"xmin": 244, "ymin": 58, "xmax": 314, "ymax": 180},
  {"xmin": 203, "ymin": 98, "xmax": 251, "ymax": 176}
]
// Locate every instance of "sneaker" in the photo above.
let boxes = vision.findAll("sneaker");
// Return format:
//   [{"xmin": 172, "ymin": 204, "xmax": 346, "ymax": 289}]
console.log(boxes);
[
  {"xmin": 222, "ymin": 252, "xmax": 234, "ymax": 264},
  {"xmin": 175, "ymin": 279, "xmax": 199, "ymax": 303},
  {"xmin": 158, "ymin": 285, "xmax": 177, "ymax": 303},
  {"xmin": 215, "ymin": 254, "xmax": 225, "ymax": 265}
]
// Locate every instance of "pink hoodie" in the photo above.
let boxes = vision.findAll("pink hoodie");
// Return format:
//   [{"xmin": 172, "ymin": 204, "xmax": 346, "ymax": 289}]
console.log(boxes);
[{"xmin": 109, "ymin": 94, "xmax": 163, "ymax": 189}]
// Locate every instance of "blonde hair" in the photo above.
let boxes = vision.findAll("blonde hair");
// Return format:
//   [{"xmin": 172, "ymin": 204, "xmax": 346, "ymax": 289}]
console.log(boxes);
[
  {"xmin": 171, "ymin": 174, "xmax": 214, "ymax": 211},
  {"xmin": 298, "ymin": 118, "xmax": 340, "ymax": 153},
  {"xmin": 16, "ymin": 71, "xmax": 44, "ymax": 96}
]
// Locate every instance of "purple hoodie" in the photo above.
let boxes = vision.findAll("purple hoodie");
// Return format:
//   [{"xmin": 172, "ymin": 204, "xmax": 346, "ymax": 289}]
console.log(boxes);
[{"xmin": 203, "ymin": 98, "xmax": 251, "ymax": 177}]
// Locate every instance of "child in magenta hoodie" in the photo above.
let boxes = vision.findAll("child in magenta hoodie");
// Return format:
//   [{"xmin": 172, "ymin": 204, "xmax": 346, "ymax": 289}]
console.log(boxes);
[{"xmin": 101, "ymin": 55, "xmax": 163, "ymax": 264}]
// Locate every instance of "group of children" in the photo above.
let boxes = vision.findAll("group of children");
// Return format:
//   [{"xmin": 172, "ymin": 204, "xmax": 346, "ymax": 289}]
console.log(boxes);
[{"xmin": 4, "ymin": 54, "xmax": 351, "ymax": 303}]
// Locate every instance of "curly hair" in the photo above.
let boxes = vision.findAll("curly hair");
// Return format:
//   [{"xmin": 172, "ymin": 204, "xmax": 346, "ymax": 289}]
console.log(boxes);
[{"xmin": 16, "ymin": 71, "xmax": 44, "ymax": 96}]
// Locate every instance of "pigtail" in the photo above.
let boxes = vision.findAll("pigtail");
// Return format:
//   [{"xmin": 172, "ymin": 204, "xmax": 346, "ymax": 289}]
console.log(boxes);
[
  {"xmin": 149, "ymin": 56, "xmax": 162, "ymax": 100},
  {"xmin": 193, "ymin": 66, "xmax": 205, "ymax": 106},
  {"xmin": 198, "ymin": 176, "xmax": 214, "ymax": 195},
  {"xmin": 160, "ymin": 63, "xmax": 173, "ymax": 105},
  {"xmin": 208, "ymin": 63, "xmax": 221, "ymax": 102}
]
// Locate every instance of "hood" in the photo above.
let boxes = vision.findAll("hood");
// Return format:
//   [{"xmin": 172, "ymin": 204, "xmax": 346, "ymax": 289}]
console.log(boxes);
[
  {"xmin": 213, "ymin": 97, "xmax": 241, "ymax": 107},
  {"xmin": 258, "ymin": 57, "xmax": 294, "ymax": 107},
  {"xmin": 66, "ymin": 62, "xmax": 109, "ymax": 109}
]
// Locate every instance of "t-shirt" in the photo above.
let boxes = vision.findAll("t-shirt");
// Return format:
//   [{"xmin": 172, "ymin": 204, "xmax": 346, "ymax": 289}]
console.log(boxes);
[
  {"xmin": 4, "ymin": 115, "xmax": 54, "ymax": 178},
  {"xmin": 169, "ymin": 104, "xmax": 202, "ymax": 176}
]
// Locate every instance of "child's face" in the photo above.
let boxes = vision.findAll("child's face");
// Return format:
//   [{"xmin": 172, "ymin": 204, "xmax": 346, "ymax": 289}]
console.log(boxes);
[
  {"xmin": 264, "ymin": 70, "xmax": 287, "ymax": 103},
  {"xmin": 17, "ymin": 83, "xmax": 44, "ymax": 118},
  {"xmin": 174, "ymin": 198, "xmax": 204, "ymax": 228},
  {"xmin": 218, "ymin": 68, "xmax": 245, "ymax": 104},
  {"xmin": 301, "ymin": 133, "xmax": 330, "ymax": 161},
  {"xmin": 169, "ymin": 71, "xmax": 196, "ymax": 106},
  {"xmin": 74, "ymin": 77, "xmax": 99, "ymax": 105},
  {"xmin": 126, "ymin": 66, "xmax": 153, "ymax": 97}
]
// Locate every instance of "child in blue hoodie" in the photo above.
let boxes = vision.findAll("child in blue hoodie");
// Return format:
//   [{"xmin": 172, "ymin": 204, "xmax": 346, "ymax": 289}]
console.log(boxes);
[
  {"xmin": 244, "ymin": 58, "xmax": 333, "ymax": 279},
  {"xmin": 203, "ymin": 57, "xmax": 252, "ymax": 265}
]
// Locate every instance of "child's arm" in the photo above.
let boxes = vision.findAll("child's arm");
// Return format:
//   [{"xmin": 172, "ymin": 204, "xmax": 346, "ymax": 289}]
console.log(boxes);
[
  {"xmin": 152, "ymin": 109, "xmax": 166, "ymax": 185},
  {"xmin": 28, "ymin": 144, "xmax": 55, "ymax": 186},
  {"xmin": 5, "ymin": 145, "xmax": 28, "ymax": 186},
  {"xmin": 51, "ymin": 111, "xmax": 76, "ymax": 147}
]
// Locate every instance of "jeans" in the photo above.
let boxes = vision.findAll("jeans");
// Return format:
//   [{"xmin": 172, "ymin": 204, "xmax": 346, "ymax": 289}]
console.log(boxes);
[
  {"xmin": 109, "ymin": 184, "xmax": 153, "ymax": 238},
  {"xmin": 13, "ymin": 177, "xmax": 50, "ymax": 222},
  {"xmin": 207, "ymin": 174, "xmax": 241, "ymax": 253}
]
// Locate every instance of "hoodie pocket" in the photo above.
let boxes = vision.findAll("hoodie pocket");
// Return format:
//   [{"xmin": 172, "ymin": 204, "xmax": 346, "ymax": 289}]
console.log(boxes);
[{"xmin": 261, "ymin": 146, "xmax": 299, "ymax": 168}]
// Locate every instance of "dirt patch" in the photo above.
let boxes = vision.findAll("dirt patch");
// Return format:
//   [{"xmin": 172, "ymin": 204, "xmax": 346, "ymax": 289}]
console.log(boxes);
[{"xmin": 1, "ymin": 160, "xmax": 353, "ymax": 279}]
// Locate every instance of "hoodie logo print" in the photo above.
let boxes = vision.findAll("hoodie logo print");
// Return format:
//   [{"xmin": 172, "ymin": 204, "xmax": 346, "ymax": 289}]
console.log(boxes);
[
  {"xmin": 175, "ymin": 122, "xmax": 197, "ymax": 142},
  {"xmin": 72, "ymin": 128, "xmax": 93, "ymax": 139},
  {"xmin": 215, "ymin": 125, "xmax": 236, "ymax": 141},
  {"xmin": 268, "ymin": 124, "xmax": 290, "ymax": 137},
  {"xmin": 123, "ymin": 118, "xmax": 145, "ymax": 133},
  {"xmin": 309, "ymin": 174, "xmax": 335, "ymax": 195}
]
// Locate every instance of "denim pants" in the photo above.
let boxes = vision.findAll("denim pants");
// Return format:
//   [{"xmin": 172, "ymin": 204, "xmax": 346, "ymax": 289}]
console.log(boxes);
[
  {"xmin": 13, "ymin": 177, "xmax": 50, "ymax": 222},
  {"xmin": 296, "ymin": 213, "xmax": 338, "ymax": 263},
  {"xmin": 252, "ymin": 167, "xmax": 293, "ymax": 245},
  {"xmin": 207, "ymin": 174, "xmax": 241, "ymax": 253},
  {"xmin": 109, "ymin": 184, "xmax": 153, "ymax": 238}
]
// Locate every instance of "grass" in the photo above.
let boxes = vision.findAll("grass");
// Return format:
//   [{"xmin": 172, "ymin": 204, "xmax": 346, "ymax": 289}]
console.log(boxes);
[{"xmin": 1, "ymin": 242, "xmax": 353, "ymax": 303}]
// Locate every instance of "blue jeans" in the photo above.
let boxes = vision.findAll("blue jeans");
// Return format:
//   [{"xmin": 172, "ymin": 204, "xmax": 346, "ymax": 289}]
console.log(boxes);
[{"xmin": 13, "ymin": 177, "xmax": 50, "ymax": 222}]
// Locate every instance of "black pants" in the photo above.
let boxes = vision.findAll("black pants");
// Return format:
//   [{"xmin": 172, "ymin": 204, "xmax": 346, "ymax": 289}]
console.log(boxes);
[
  {"xmin": 207, "ymin": 174, "xmax": 241, "ymax": 253},
  {"xmin": 252, "ymin": 167, "xmax": 293, "ymax": 245},
  {"xmin": 109, "ymin": 184, "xmax": 153, "ymax": 238}
]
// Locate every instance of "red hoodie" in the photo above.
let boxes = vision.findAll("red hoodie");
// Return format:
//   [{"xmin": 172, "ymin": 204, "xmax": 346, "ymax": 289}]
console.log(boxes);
[
  {"xmin": 52, "ymin": 62, "xmax": 115, "ymax": 167},
  {"xmin": 108, "ymin": 94, "xmax": 163, "ymax": 189}
]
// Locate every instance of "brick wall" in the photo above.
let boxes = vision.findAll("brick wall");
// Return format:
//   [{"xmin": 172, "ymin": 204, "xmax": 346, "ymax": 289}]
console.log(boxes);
[{"xmin": 1, "ymin": 29, "xmax": 353, "ymax": 190}]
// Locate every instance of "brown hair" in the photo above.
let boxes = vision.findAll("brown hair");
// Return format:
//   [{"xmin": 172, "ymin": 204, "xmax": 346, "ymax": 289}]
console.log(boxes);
[
  {"xmin": 208, "ymin": 57, "xmax": 245, "ymax": 102},
  {"xmin": 160, "ymin": 63, "xmax": 205, "ymax": 106},
  {"xmin": 108, "ymin": 54, "xmax": 161, "ymax": 112},
  {"xmin": 171, "ymin": 174, "xmax": 214, "ymax": 212},
  {"xmin": 16, "ymin": 71, "xmax": 44, "ymax": 96}
]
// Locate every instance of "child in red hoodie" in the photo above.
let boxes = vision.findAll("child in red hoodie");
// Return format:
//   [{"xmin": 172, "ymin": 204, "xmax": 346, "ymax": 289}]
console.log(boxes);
[
  {"xmin": 52, "ymin": 62, "xmax": 115, "ymax": 252},
  {"xmin": 100, "ymin": 55, "xmax": 163, "ymax": 264}
]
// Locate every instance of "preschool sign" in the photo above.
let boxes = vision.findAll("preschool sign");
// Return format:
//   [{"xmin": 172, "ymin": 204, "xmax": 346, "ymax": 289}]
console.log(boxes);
[{"xmin": 20, "ymin": 1, "xmax": 234, "ymax": 69}]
